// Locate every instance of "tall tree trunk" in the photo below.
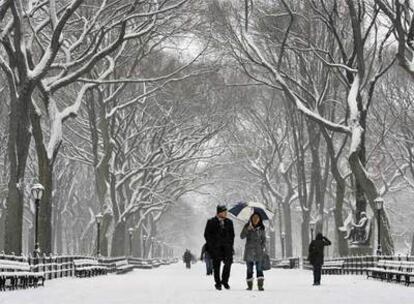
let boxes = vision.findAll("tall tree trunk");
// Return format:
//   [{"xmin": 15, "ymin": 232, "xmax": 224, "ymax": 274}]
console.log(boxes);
[
  {"xmin": 411, "ymin": 233, "xmax": 414, "ymax": 256},
  {"xmin": 87, "ymin": 93, "xmax": 112, "ymax": 256},
  {"xmin": 301, "ymin": 211, "xmax": 310, "ymax": 257},
  {"xmin": 334, "ymin": 181, "xmax": 349, "ymax": 256},
  {"xmin": 111, "ymin": 221, "xmax": 126, "ymax": 256},
  {"xmin": 31, "ymin": 106, "xmax": 55, "ymax": 255},
  {"xmin": 282, "ymin": 201, "xmax": 293, "ymax": 257},
  {"xmin": 5, "ymin": 91, "xmax": 32, "ymax": 254}
]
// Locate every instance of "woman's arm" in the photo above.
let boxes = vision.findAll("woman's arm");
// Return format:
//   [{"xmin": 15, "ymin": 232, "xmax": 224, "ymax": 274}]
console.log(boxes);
[{"xmin": 240, "ymin": 223, "xmax": 249, "ymax": 239}]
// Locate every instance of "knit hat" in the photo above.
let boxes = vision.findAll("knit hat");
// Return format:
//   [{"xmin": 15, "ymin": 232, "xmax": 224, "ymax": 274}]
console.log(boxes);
[{"xmin": 216, "ymin": 205, "xmax": 227, "ymax": 214}]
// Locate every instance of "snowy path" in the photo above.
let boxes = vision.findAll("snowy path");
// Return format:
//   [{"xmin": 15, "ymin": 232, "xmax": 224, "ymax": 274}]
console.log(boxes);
[{"xmin": 1, "ymin": 262, "xmax": 413, "ymax": 304}]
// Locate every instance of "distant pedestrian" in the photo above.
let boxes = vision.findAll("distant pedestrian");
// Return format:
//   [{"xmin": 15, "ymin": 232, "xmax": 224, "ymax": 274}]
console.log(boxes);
[
  {"xmin": 308, "ymin": 233, "xmax": 331, "ymax": 286},
  {"xmin": 200, "ymin": 243, "xmax": 213, "ymax": 275},
  {"xmin": 183, "ymin": 249, "xmax": 192, "ymax": 269},
  {"xmin": 204, "ymin": 205, "xmax": 235, "ymax": 290},
  {"xmin": 240, "ymin": 212, "xmax": 266, "ymax": 291}
]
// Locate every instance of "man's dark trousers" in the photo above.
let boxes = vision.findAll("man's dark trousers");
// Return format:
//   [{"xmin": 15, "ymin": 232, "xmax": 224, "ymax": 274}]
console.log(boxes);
[
  {"xmin": 213, "ymin": 257, "xmax": 232, "ymax": 285},
  {"xmin": 313, "ymin": 264, "xmax": 321, "ymax": 284}
]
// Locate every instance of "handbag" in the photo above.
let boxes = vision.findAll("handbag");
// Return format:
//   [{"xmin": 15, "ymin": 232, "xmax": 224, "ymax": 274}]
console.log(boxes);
[{"xmin": 262, "ymin": 252, "xmax": 271, "ymax": 271}]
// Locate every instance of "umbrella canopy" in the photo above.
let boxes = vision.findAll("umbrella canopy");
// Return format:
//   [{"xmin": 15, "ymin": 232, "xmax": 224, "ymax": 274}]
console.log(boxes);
[{"xmin": 228, "ymin": 201, "xmax": 273, "ymax": 221}]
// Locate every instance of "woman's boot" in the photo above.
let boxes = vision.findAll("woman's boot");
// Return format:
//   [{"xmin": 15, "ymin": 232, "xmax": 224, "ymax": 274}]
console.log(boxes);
[
  {"xmin": 257, "ymin": 277, "xmax": 264, "ymax": 291},
  {"xmin": 246, "ymin": 279, "xmax": 253, "ymax": 290}
]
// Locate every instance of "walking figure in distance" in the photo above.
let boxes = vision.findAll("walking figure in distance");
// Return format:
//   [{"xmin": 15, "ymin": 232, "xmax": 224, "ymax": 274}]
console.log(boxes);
[
  {"xmin": 240, "ymin": 212, "xmax": 267, "ymax": 291},
  {"xmin": 183, "ymin": 249, "xmax": 192, "ymax": 269},
  {"xmin": 204, "ymin": 205, "xmax": 235, "ymax": 290},
  {"xmin": 308, "ymin": 233, "xmax": 331, "ymax": 286},
  {"xmin": 200, "ymin": 243, "xmax": 213, "ymax": 275}
]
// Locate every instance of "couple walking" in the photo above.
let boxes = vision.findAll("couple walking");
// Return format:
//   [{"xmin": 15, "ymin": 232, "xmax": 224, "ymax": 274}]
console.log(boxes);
[{"xmin": 204, "ymin": 205, "xmax": 267, "ymax": 291}]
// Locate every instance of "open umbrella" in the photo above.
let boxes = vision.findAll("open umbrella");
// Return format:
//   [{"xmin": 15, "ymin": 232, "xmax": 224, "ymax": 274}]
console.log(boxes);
[{"xmin": 228, "ymin": 201, "xmax": 274, "ymax": 221}]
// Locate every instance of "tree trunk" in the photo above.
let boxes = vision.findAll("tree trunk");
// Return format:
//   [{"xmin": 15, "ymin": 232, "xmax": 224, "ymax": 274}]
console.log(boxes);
[
  {"xmin": 0, "ymin": 210, "xmax": 5, "ymax": 251},
  {"xmin": 111, "ymin": 221, "xmax": 126, "ymax": 256},
  {"xmin": 55, "ymin": 210, "xmax": 62, "ymax": 255},
  {"xmin": 334, "ymin": 181, "xmax": 349, "ymax": 256},
  {"xmin": 31, "ymin": 107, "xmax": 54, "ymax": 255},
  {"xmin": 4, "ymin": 91, "xmax": 32, "ymax": 254},
  {"xmin": 301, "ymin": 211, "xmax": 310, "ymax": 257},
  {"xmin": 411, "ymin": 233, "xmax": 414, "ymax": 256},
  {"xmin": 87, "ymin": 94, "xmax": 112, "ymax": 256},
  {"xmin": 282, "ymin": 201, "xmax": 293, "ymax": 257}
]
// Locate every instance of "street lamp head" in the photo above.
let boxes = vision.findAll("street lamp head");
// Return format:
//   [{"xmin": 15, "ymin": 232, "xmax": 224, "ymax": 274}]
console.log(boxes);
[
  {"xmin": 31, "ymin": 183, "xmax": 45, "ymax": 200},
  {"xmin": 95, "ymin": 213, "xmax": 103, "ymax": 224},
  {"xmin": 128, "ymin": 228, "xmax": 134, "ymax": 235},
  {"xmin": 375, "ymin": 198, "xmax": 384, "ymax": 211},
  {"xmin": 281, "ymin": 232, "xmax": 286, "ymax": 239}
]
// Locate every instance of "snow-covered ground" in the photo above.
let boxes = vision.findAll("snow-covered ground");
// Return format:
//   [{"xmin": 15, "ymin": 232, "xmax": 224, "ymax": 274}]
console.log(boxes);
[{"xmin": 1, "ymin": 262, "xmax": 413, "ymax": 304}]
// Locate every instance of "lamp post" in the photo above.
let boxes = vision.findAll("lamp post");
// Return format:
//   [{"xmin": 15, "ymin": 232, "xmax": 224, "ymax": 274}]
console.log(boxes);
[
  {"xmin": 310, "ymin": 222, "xmax": 316, "ymax": 241},
  {"xmin": 95, "ymin": 213, "xmax": 103, "ymax": 256},
  {"xmin": 281, "ymin": 232, "xmax": 286, "ymax": 258},
  {"xmin": 31, "ymin": 183, "xmax": 44, "ymax": 258},
  {"xmin": 128, "ymin": 228, "xmax": 134, "ymax": 257},
  {"xmin": 142, "ymin": 235, "xmax": 148, "ymax": 258},
  {"xmin": 375, "ymin": 198, "xmax": 384, "ymax": 256}
]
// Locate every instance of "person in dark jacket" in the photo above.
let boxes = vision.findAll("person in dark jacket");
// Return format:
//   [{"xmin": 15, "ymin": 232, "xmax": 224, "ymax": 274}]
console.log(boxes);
[
  {"xmin": 183, "ymin": 249, "xmax": 192, "ymax": 269},
  {"xmin": 240, "ymin": 212, "xmax": 266, "ymax": 291},
  {"xmin": 204, "ymin": 205, "xmax": 235, "ymax": 290},
  {"xmin": 200, "ymin": 243, "xmax": 213, "ymax": 275},
  {"xmin": 308, "ymin": 233, "xmax": 331, "ymax": 285}
]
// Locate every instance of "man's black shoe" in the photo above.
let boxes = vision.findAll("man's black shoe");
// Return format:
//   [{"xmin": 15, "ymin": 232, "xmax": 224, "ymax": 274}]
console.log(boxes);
[
  {"xmin": 215, "ymin": 284, "xmax": 222, "ymax": 290},
  {"xmin": 222, "ymin": 282, "xmax": 230, "ymax": 290}
]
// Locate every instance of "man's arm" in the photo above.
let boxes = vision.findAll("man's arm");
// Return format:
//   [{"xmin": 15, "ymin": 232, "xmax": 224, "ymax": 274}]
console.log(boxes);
[{"xmin": 323, "ymin": 236, "xmax": 332, "ymax": 246}]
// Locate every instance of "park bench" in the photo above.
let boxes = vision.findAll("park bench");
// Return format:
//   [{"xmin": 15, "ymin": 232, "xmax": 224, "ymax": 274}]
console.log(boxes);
[
  {"xmin": 128, "ymin": 258, "xmax": 153, "ymax": 269},
  {"xmin": 115, "ymin": 260, "xmax": 134, "ymax": 274},
  {"xmin": 322, "ymin": 260, "xmax": 344, "ymax": 275},
  {"xmin": 73, "ymin": 259, "xmax": 107, "ymax": 278},
  {"xmin": 366, "ymin": 259, "xmax": 395, "ymax": 281},
  {"xmin": 399, "ymin": 261, "xmax": 414, "ymax": 286},
  {"xmin": 365, "ymin": 259, "xmax": 414, "ymax": 285},
  {"xmin": 273, "ymin": 259, "xmax": 290, "ymax": 269},
  {"xmin": 0, "ymin": 259, "xmax": 44, "ymax": 291}
]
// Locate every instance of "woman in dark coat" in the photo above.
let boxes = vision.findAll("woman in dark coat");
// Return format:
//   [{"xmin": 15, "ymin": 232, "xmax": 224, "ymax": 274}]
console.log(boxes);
[
  {"xmin": 240, "ymin": 212, "xmax": 266, "ymax": 291},
  {"xmin": 308, "ymin": 233, "xmax": 331, "ymax": 285}
]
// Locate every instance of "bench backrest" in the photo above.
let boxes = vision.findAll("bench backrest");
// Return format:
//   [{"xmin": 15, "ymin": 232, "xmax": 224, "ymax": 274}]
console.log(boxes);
[
  {"xmin": 377, "ymin": 260, "xmax": 387, "ymax": 268},
  {"xmin": 0, "ymin": 259, "xmax": 31, "ymax": 272},
  {"xmin": 383, "ymin": 260, "xmax": 401, "ymax": 269},
  {"xmin": 115, "ymin": 260, "xmax": 128, "ymax": 267},
  {"xmin": 399, "ymin": 261, "xmax": 414, "ymax": 272},
  {"xmin": 324, "ymin": 260, "xmax": 344, "ymax": 267},
  {"xmin": 73, "ymin": 259, "xmax": 99, "ymax": 267}
]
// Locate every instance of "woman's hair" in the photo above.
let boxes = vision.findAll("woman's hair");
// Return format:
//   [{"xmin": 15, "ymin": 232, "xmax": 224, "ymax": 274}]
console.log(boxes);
[
  {"xmin": 315, "ymin": 233, "xmax": 323, "ymax": 240},
  {"xmin": 250, "ymin": 212, "xmax": 265, "ymax": 230}
]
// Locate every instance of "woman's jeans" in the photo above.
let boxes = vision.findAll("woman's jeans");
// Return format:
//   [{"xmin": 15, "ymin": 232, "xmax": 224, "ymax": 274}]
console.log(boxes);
[
  {"xmin": 246, "ymin": 261, "xmax": 264, "ymax": 280},
  {"xmin": 205, "ymin": 256, "xmax": 213, "ymax": 274}
]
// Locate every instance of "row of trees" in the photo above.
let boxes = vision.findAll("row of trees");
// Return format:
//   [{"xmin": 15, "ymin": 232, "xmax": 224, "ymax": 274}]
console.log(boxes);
[
  {"xmin": 3, "ymin": 0, "xmax": 414, "ymax": 259},
  {"xmin": 0, "ymin": 0, "xmax": 231, "ymax": 256},
  {"xmin": 199, "ymin": 0, "xmax": 414, "ymax": 257}
]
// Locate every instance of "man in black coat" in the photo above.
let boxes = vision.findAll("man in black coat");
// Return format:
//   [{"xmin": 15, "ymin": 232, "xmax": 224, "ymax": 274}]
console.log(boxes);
[
  {"xmin": 204, "ymin": 205, "xmax": 235, "ymax": 290},
  {"xmin": 308, "ymin": 233, "xmax": 331, "ymax": 286}
]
